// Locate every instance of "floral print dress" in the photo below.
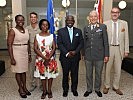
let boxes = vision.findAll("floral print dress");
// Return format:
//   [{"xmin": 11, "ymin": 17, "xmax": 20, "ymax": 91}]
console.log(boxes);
[{"xmin": 34, "ymin": 34, "xmax": 58, "ymax": 79}]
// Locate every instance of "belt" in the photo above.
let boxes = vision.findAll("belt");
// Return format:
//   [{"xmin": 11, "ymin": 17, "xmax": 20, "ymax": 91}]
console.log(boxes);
[
  {"xmin": 13, "ymin": 44, "xmax": 28, "ymax": 46},
  {"xmin": 111, "ymin": 45, "xmax": 119, "ymax": 46}
]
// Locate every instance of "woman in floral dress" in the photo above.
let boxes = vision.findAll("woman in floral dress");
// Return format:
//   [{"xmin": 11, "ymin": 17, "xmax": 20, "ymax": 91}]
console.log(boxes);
[{"xmin": 34, "ymin": 19, "xmax": 58, "ymax": 99}]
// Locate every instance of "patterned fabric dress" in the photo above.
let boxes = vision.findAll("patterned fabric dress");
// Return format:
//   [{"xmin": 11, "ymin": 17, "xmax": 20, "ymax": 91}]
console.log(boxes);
[{"xmin": 34, "ymin": 34, "xmax": 58, "ymax": 79}]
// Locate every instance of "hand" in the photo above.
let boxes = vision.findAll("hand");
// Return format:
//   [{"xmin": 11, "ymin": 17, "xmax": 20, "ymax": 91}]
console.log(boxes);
[
  {"xmin": 11, "ymin": 59, "xmax": 16, "ymax": 65},
  {"xmin": 44, "ymin": 59, "xmax": 50, "ymax": 66},
  {"xmin": 81, "ymin": 56, "xmax": 85, "ymax": 60},
  {"xmin": 28, "ymin": 55, "xmax": 32, "ymax": 63},
  {"xmin": 124, "ymin": 52, "xmax": 128, "ymax": 58},
  {"xmin": 67, "ymin": 52, "xmax": 73, "ymax": 58},
  {"xmin": 104, "ymin": 57, "xmax": 109, "ymax": 63},
  {"xmin": 70, "ymin": 51, "xmax": 76, "ymax": 56}
]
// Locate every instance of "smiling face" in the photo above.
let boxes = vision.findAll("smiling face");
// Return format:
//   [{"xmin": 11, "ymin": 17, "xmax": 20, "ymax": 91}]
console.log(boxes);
[
  {"xmin": 41, "ymin": 21, "xmax": 49, "ymax": 32},
  {"xmin": 15, "ymin": 15, "xmax": 25, "ymax": 27},
  {"xmin": 65, "ymin": 15, "xmax": 75, "ymax": 28},
  {"xmin": 30, "ymin": 13, "xmax": 38, "ymax": 24},
  {"xmin": 89, "ymin": 10, "xmax": 98, "ymax": 25},
  {"xmin": 111, "ymin": 7, "xmax": 120, "ymax": 22}
]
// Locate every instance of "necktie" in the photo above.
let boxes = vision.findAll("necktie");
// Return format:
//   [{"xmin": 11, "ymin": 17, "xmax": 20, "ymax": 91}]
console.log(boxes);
[
  {"xmin": 69, "ymin": 28, "xmax": 73, "ymax": 43},
  {"xmin": 92, "ymin": 25, "xmax": 95, "ymax": 30},
  {"xmin": 112, "ymin": 22, "xmax": 117, "ymax": 45}
]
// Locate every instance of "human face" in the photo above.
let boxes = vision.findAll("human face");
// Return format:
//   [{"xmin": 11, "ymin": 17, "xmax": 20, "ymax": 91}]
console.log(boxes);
[
  {"xmin": 41, "ymin": 21, "xmax": 49, "ymax": 32},
  {"xmin": 30, "ymin": 14, "xmax": 38, "ymax": 24},
  {"xmin": 111, "ymin": 8, "xmax": 120, "ymax": 21},
  {"xmin": 65, "ymin": 16, "xmax": 75, "ymax": 28},
  {"xmin": 89, "ymin": 11, "xmax": 98, "ymax": 25},
  {"xmin": 16, "ymin": 16, "xmax": 24, "ymax": 27}
]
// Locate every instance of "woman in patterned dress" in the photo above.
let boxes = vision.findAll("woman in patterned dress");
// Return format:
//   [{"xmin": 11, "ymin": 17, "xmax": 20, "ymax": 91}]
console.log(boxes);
[
  {"xmin": 34, "ymin": 19, "xmax": 58, "ymax": 99},
  {"xmin": 7, "ymin": 15, "xmax": 31, "ymax": 98}
]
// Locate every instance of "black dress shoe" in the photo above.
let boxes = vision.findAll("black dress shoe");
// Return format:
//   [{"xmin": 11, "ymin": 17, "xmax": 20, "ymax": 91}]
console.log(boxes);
[
  {"xmin": 95, "ymin": 91, "xmax": 102, "ymax": 97},
  {"xmin": 63, "ymin": 91, "xmax": 68, "ymax": 97},
  {"xmin": 83, "ymin": 91, "xmax": 92, "ymax": 97},
  {"xmin": 72, "ymin": 91, "xmax": 78, "ymax": 96}
]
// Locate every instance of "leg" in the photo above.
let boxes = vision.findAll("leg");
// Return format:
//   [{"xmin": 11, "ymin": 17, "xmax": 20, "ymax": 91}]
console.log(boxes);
[
  {"xmin": 94, "ymin": 61, "xmax": 104, "ymax": 91},
  {"xmin": 85, "ymin": 60, "xmax": 93, "ymax": 92},
  {"xmin": 70, "ymin": 60, "xmax": 79, "ymax": 92},
  {"xmin": 29, "ymin": 55, "xmax": 37, "ymax": 91},
  {"xmin": 104, "ymin": 46, "xmax": 114, "ymax": 88},
  {"xmin": 15, "ymin": 73, "xmax": 27, "ymax": 98},
  {"xmin": 113, "ymin": 47, "xmax": 122, "ymax": 89},
  {"xmin": 48, "ymin": 78, "xmax": 53, "ymax": 98},
  {"xmin": 41, "ymin": 79, "xmax": 47, "ymax": 99},
  {"xmin": 15, "ymin": 73, "xmax": 23, "ymax": 92},
  {"xmin": 61, "ymin": 60, "xmax": 70, "ymax": 92},
  {"xmin": 21, "ymin": 72, "xmax": 31, "ymax": 95}
]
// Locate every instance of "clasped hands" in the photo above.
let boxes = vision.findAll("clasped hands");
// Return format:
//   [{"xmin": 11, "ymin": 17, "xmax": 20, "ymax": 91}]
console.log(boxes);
[
  {"xmin": 43, "ymin": 56, "xmax": 51, "ymax": 66},
  {"xmin": 67, "ymin": 51, "xmax": 76, "ymax": 58}
]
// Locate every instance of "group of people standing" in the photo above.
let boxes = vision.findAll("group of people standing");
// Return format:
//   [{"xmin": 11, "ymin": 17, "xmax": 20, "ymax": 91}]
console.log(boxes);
[{"xmin": 7, "ymin": 6, "xmax": 129, "ymax": 99}]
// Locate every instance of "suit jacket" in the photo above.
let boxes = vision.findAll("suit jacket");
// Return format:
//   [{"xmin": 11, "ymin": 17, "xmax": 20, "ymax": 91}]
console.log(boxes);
[
  {"xmin": 57, "ymin": 27, "xmax": 84, "ymax": 61},
  {"xmin": 83, "ymin": 23, "xmax": 109, "ymax": 61},
  {"xmin": 104, "ymin": 19, "xmax": 129, "ymax": 59}
]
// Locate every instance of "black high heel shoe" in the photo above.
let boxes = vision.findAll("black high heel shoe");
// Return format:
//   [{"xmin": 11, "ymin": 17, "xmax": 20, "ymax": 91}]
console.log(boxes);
[
  {"xmin": 48, "ymin": 92, "xmax": 53, "ymax": 98},
  {"xmin": 25, "ymin": 90, "xmax": 31, "ymax": 96},
  {"xmin": 41, "ymin": 92, "xmax": 47, "ymax": 99},
  {"xmin": 18, "ymin": 90, "xmax": 27, "ymax": 98}
]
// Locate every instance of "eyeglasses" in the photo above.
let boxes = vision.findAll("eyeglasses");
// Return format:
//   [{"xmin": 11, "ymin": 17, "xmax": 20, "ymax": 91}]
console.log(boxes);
[{"xmin": 111, "ymin": 11, "xmax": 120, "ymax": 14}]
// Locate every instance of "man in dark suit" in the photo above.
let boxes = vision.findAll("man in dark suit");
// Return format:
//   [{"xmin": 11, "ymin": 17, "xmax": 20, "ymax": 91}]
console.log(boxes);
[
  {"xmin": 57, "ymin": 15, "xmax": 83, "ymax": 97},
  {"xmin": 83, "ymin": 10, "xmax": 109, "ymax": 97}
]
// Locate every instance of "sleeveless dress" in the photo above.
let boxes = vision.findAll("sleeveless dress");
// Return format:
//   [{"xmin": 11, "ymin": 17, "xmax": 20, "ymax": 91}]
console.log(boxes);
[
  {"xmin": 34, "ymin": 34, "xmax": 59, "ymax": 79},
  {"xmin": 11, "ymin": 28, "xmax": 29, "ymax": 73}
]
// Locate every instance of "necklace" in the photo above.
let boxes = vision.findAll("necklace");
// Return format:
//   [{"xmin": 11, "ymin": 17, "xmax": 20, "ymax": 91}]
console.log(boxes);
[{"xmin": 20, "ymin": 30, "xmax": 24, "ymax": 33}]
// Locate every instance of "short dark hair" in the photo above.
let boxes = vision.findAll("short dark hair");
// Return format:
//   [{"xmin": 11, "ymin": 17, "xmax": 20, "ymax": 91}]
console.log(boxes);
[
  {"xmin": 15, "ymin": 14, "xmax": 24, "ymax": 21},
  {"xmin": 39, "ymin": 19, "xmax": 50, "ymax": 30},
  {"xmin": 30, "ymin": 12, "xmax": 38, "ymax": 17}
]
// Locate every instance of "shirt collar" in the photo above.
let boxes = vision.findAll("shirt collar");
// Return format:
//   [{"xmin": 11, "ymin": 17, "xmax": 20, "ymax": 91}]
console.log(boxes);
[{"xmin": 67, "ymin": 26, "xmax": 73, "ymax": 30}]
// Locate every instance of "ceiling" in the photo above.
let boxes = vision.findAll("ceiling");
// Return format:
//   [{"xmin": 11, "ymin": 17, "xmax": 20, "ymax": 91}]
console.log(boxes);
[
  {"xmin": 4, "ymin": 0, "xmax": 133, "ymax": 9},
  {"xmin": 26, "ymin": 0, "xmax": 133, "ymax": 9}
]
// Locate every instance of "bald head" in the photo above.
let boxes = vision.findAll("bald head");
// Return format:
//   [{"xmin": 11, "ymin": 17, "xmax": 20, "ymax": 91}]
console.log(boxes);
[{"xmin": 65, "ymin": 15, "xmax": 75, "ymax": 28}]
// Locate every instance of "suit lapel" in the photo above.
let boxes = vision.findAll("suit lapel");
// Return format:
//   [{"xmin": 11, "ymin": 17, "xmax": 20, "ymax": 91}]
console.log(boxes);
[
  {"xmin": 86, "ymin": 25, "xmax": 91, "ymax": 33},
  {"xmin": 65, "ymin": 27, "xmax": 71, "ymax": 44},
  {"xmin": 108, "ymin": 21, "xmax": 112, "ymax": 44},
  {"xmin": 118, "ymin": 20, "xmax": 121, "ymax": 39}
]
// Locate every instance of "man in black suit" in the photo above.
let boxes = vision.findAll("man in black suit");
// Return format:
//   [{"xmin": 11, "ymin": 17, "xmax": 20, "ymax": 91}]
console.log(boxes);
[
  {"xmin": 57, "ymin": 15, "xmax": 83, "ymax": 97},
  {"xmin": 83, "ymin": 10, "xmax": 109, "ymax": 97}
]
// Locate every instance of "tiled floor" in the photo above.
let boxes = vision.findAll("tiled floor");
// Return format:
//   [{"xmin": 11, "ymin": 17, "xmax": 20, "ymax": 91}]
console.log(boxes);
[{"xmin": 0, "ymin": 50, "xmax": 133, "ymax": 100}]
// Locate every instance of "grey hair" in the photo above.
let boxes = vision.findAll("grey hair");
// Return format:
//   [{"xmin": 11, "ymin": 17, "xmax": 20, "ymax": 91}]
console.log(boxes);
[{"xmin": 89, "ymin": 10, "xmax": 98, "ymax": 17}]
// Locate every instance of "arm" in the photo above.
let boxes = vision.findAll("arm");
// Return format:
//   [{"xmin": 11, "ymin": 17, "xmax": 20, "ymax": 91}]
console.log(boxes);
[
  {"xmin": 28, "ymin": 40, "xmax": 31, "ymax": 62},
  {"xmin": 57, "ymin": 30, "xmax": 68, "ymax": 56},
  {"xmin": 124, "ymin": 21, "xmax": 129, "ymax": 57},
  {"xmin": 49, "ymin": 39, "xmax": 56, "ymax": 59},
  {"xmin": 7, "ymin": 29, "xmax": 16, "ymax": 65},
  {"xmin": 34, "ymin": 36, "xmax": 49, "ymax": 60},
  {"xmin": 102, "ymin": 25, "xmax": 109, "ymax": 62}
]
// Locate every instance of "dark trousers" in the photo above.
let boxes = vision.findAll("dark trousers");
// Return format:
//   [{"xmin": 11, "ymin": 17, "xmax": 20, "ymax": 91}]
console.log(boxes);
[{"xmin": 61, "ymin": 58, "xmax": 79, "ymax": 92}]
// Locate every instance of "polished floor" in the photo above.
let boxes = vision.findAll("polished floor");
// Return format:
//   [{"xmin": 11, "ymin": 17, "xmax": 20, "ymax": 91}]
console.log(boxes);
[{"xmin": 0, "ymin": 50, "xmax": 133, "ymax": 100}]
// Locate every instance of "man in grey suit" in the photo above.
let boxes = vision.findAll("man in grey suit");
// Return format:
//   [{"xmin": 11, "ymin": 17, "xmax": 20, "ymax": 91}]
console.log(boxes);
[
  {"xmin": 103, "ymin": 7, "xmax": 129, "ymax": 95},
  {"xmin": 83, "ymin": 10, "xmax": 109, "ymax": 97}
]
